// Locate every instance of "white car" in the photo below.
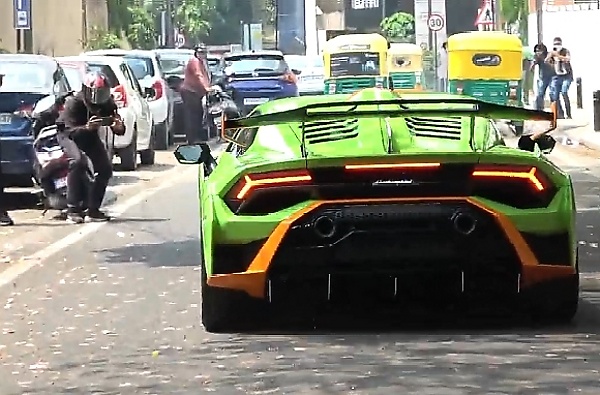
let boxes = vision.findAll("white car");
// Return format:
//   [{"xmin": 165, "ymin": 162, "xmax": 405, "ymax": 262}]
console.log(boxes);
[
  {"xmin": 56, "ymin": 55, "xmax": 155, "ymax": 171},
  {"xmin": 284, "ymin": 54, "xmax": 325, "ymax": 95},
  {"xmin": 83, "ymin": 49, "xmax": 171, "ymax": 150}
]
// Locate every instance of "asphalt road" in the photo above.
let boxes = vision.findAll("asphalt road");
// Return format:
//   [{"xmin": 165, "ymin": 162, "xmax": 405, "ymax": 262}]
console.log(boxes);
[{"xmin": 3, "ymin": 141, "xmax": 600, "ymax": 394}]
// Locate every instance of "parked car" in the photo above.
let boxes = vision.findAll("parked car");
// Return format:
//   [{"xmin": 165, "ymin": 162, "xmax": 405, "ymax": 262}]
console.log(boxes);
[
  {"xmin": 83, "ymin": 49, "xmax": 172, "ymax": 150},
  {"xmin": 284, "ymin": 54, "xmax": 325, "ymax": 95},
  {"xmin": 56, "ymin": 55, "xmax": 155, "ymax": 170},
  {"xmin": 0, "ymin": 54, "xmax": 72, "ymax": 187},
  {"xmin": 213, "ymin": 50, "xmax": 299, "ymax": 115}
]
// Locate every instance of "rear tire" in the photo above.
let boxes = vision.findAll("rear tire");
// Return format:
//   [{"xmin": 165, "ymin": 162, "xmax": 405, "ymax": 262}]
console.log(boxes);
[
  {"xmin": 119, "ymin": 128, "xmax": 138, "ymax": 171},
  {"xmin": 140, "ymin": 125, "xmax": 156, "ymax": 165},
  {"xmin": 154, "ymin": 121, "xmax": 170, "ymax": 151}
]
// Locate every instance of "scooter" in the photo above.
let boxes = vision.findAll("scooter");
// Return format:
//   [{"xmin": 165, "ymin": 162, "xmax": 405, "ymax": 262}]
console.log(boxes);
[
  {"xmin": 205, "ymin": 86, "xmax": 242, "ymax": 141},
  {"xmin": 29, "ymin": 93, "xmax": 95, "ymax": 218}
]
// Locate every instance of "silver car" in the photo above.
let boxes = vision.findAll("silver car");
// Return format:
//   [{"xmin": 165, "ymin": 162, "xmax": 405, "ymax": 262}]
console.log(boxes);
[{"xmin": 284, "ymin": 55, "xmax": 325, "ymax": 96}]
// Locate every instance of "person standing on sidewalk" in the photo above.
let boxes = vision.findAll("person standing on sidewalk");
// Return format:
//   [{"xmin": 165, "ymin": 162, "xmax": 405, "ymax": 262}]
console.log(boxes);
[
  {"xmin": 0, "ymin": 73, "xmax": 14, "ymax": 226},
  {"xmin": 180, "ymin": 44, "xmax": 211, "ymax": 144},
  {"xmin": 547, "ymin": 37, "xmax": 573, "ymax": 119},
  {"xmin": 532, "ymin": 43, "xmax": 554, "ymax": 111}
]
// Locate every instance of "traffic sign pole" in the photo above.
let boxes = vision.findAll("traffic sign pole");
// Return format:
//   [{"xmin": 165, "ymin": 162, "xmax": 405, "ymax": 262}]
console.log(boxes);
[{"xmin": 427, "ymin": 13, "xmax": 445, "ymax": 92}]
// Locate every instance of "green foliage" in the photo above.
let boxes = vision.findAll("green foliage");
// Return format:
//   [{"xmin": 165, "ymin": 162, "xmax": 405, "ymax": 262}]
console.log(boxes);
[
  {"xmin": 499, "ymin": 0, "xmax": 529, "ymax": 44},
  {"xmin": 84, "ymin": 27, "xmax": 121, "ymax": 50},
  {"xmin": 176, "ymin": 0, "xmax": 217, "ymax": 44},
  {"xmin": 127, "ymin": 5, "xmax": 157, "ymax": 49},
  {"xmin": 380, "ymin": 12, "xmax": 415, "ymax": 42}
]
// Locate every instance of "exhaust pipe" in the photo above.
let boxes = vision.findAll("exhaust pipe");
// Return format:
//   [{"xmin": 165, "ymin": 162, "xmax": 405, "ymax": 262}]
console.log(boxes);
[
  {"xmin": 313, "ymin": 216, "xmax": 336, "ymax": 238},
  {"xmin": 452, "ymin": 211, "xmax": 477, "ymax": 236}
]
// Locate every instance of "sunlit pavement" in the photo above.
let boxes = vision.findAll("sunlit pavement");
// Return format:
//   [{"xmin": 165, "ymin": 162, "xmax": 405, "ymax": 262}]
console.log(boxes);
[{"xmin": 3, "ymin": 140, "xmax": 600, "ymax": 393}]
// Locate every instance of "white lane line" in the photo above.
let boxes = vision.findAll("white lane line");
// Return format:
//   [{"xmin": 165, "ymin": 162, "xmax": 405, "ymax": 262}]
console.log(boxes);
[
  {"xmin": 577, "ymin": 207, "xmax": 600, "ymax": 212},
  {"xmin": 0, "ymin": 166, "xmax": 196, "ymax": 288}
]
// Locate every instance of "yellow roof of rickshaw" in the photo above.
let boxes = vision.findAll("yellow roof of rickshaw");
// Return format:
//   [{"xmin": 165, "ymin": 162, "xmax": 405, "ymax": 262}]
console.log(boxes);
[
  {"xmin": 325, "ymin": 33, "xmax": 388, "ymax": 49},
  {"xmin": 447, "ymin": 31, "xmax": 523, "ymax": 52},
  {"xmin": 388, "ymin": 43, "xmax": 422, "ymax": 55}
]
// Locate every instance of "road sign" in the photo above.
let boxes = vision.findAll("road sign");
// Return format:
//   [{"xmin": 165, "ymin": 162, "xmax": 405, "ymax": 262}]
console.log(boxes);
[
  {"xmin": 13, "ymin": 0, "xmax": 31, "ymax": 30},
  {"xmin": 175, "ymin": 33, "xmax": 185, "ymax": 48},
  {"xmin": 474, "ymin": 1, "xmax": 494, "ymax": 26},
  {"xmin": 427, "ymin": 13, "xmax": 444, "ymax": 32}
]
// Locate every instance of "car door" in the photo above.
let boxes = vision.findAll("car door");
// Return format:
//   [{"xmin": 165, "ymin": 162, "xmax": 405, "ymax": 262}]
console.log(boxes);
[{"xmin": 119, "ymin": 63, "xmax": 151, "ymax": 134}]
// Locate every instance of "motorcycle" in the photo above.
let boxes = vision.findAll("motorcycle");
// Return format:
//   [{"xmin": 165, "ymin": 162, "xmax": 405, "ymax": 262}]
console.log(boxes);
[
  {"xmin": 205, "ymin": 86, "xmax": 242, "ymax": 141},
  {"xmin": 29, "ymin": 93, "xmax": 95, "ymax": 218}
]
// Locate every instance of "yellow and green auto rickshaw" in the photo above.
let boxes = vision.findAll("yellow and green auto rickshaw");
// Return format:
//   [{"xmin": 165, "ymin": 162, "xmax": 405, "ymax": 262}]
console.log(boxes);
[
  {"xmin": 387, "ymin": 43, "xmax": 423, "ymax": 92},
  {"xmin": 447, "ymin": 31, "xmax": 525, "ymax": 133},
  {"xmin": 322, "ymin": 33, "xmax": 389, "ymax": 94}
]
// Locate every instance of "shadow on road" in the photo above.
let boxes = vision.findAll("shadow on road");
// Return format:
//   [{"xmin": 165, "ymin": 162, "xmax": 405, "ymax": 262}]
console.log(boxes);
[{"xmin": 96, "ymin": 238, "xmax": 200, "ymax": 268}]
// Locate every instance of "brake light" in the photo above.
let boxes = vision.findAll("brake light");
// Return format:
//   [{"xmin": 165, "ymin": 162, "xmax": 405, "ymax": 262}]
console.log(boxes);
[
  {"xmin": 281, "ymin": 71, "xmax": 297, "ymax": 84},
  {"xmin": 345, "ymin": 162, "xmax": 441, "ymax": 170},
  {"xmin": 472, "ymin": 165, "xmax": 547, "ymax": 191},
  {"xmin": 231, "ymin": 170, "xmax": 312, "ymax": 200},
  {"xmin": 508, "ymin": 87, "xmax": 517, "ymax": 99},
  {"xmin": 112, "ymin": 85, "xmax": 128, "ymax": 108},
  {"xmin": 14, "ymin": 104, "xmax": 33, "ymax": 118},
  {"xmin": 150, "ymin": 80, "xmax": 164, "ymax": 100}
]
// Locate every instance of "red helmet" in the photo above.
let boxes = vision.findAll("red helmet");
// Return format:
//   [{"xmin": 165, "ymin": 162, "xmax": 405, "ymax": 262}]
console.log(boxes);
[{"xmin": 82, "ymin": 71, "xmax": 111, "ymax": 105}]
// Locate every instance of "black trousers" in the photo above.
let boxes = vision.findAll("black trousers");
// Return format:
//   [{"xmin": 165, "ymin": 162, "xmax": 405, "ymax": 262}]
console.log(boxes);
[
  {"xmin": 58, "ymin": 133, "xmax": 112, "ymax": 211},
  {"xmin": 180, "ymin": 89, "xmax": 207, "ymax": 144}
]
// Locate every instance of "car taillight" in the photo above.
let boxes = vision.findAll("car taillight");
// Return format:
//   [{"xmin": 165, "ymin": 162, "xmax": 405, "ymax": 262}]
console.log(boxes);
[
  {"xmin": 150, "ymin": 80, "xmax": 164, "ymax": 100},
  {"xmin": 14, "ymin": 104, "xmax": 33, "ymax": 118},
  {"xmin": 471, "ymin": 164, "xmax": 556, "ymax": 209},
  {"xmin": 281, "ymin": 72, "xmax": 297, "ymax": 84},
  {"xmin": 225, "ymin": 169, "xmax": 313, "ymax": 214},
  {"xmin": 112, "ymin": 85, "xmax": 128, "ymax": 108}
]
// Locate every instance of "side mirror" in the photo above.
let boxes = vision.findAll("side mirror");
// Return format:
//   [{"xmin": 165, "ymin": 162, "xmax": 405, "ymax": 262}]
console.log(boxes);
[
  {"xmin": 173, "ymin": 143, "xmax": 217, "ymax": 173},
  {"xmin": 291, "ymin": 68, "xmax": 301, "ymax": 75},
  {"xmin": 144, "ymin": 87, "xmax": 156, "ymax": 98}
]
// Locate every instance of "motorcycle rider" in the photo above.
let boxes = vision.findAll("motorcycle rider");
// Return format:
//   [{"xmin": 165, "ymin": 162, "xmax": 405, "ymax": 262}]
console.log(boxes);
[
  {"xmin": 181, "ymin": 43, "xmax": 211, "ymax": 144},
  {"xmin": 58, "ymin": 71, "xmax": 125, "ymax": 223}
]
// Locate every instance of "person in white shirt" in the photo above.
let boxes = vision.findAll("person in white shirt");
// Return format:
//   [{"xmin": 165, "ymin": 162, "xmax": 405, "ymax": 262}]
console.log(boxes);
[{"xmin": 438, "ymin": 42, "xmax": 448, "ymax": 92}]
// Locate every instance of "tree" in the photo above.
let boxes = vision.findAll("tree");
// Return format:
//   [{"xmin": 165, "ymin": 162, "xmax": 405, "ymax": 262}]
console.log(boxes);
[
  {"xmin": 499, "ymin": 0, "xmax": 528, "ymax": 44},
  {"xmin": 380, "ymin": 12, "xmax": 415, "ymax": 43},
  {"xmin": 176, "ymin": 0, "xmax": 217, "ymax": 44},
  {"xmin": 127, "ymin": 4, "xmax": 157, "ymax": 49}
]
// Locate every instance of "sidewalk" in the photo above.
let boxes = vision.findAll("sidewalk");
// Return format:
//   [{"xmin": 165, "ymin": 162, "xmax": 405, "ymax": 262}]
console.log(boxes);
[{"xmin": 557, "ymin": 108, "xmax": 600, "ymax": 151}]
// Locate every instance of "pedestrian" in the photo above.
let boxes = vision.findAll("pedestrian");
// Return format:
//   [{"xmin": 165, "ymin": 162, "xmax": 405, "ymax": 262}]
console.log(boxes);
[
  {"xmin": 532, "ymin": 43, "xmax": 554, "ymax": 111},
  {"xmin": 438, "ymin": 41, "xmax": 448, "ymax": 92},
  {"xmin": 0, "ymin": 73, "xmax": 14, "ymax": 226},
  {"xmin": 180, "ymin": 44, "xmax": 211, "ymax": 145},
  {"xmin": 547, "ymin": 37, "xmax": 573, "ymax": 119}
]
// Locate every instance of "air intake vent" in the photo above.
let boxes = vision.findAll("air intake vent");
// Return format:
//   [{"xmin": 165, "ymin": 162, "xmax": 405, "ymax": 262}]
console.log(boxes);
[
  {"xmin": 303, "ymin": 119, "xmax": 359, "ymax": 144},
  {"xmin": 405, "ymin": 117, "xmax": 463, "ymax": 140}
]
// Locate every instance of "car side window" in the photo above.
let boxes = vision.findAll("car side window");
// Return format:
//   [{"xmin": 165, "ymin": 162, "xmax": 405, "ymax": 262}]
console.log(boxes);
[
  {"xmin": 125, "ymin": 65, "xmax": 144, "ymax": 96},
  {"xmin": 119, "ymin": 64, "xmax": 135, "ymax": 92}
]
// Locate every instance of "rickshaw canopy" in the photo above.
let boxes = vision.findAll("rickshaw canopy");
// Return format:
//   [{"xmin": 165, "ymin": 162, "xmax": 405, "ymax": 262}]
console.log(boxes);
[
  {"xmin": 447, "ymin": 31, "xmax": 523, "ymax": 80},
  {"xmin": 387, "ymin": 43, "xmax": 423, "ymax": 72}
]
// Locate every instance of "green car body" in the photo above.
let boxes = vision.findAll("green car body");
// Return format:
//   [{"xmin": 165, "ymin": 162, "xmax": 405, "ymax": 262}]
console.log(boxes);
[{"xmin": 176, "ymin": 88, "xmax": 578, "ymax": 332}]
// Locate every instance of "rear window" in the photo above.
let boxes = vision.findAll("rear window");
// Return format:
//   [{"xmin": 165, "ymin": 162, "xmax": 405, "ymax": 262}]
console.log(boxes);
[
  {"xmin": 159, "ymin": 55, "xmax": 189, "ymax": 76},
  {"xmin": 62, "ymin": 67, "xmax": 83, "ymax": 90},
  {"xmin": 0, "ymin": 61, "xmax": 53, "ymax": 92},
  {"xmin": 472, "ymin": 54, "xmax": 502, "ymax": 66},
  {"xmin": 124, "ymin": 56, "xmax": 155, "ymax": 79},
  {"xmin": 330, "ymin": 52, "xmax": 380, "ymax": 77},
  {"xmin": 86, "ymin": 63, "xmax": 120, "ymax": 88},
  {"xmin": 223, "ymin": 54, "xmax": 288, "ymax": 76}
]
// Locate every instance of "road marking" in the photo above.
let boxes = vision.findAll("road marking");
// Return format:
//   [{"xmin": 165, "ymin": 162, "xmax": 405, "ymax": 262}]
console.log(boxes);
[
  {"xmin": 577, "ymin": 207, "xmax": 600, "ymax": 212},
  {"xmin": 0, "ymin": 166, "xmax": 196, "ymax": 288}
]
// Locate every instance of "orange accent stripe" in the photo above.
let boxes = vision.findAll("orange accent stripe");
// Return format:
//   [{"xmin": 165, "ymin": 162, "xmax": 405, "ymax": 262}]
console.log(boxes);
[{"xmin": 207, "ymin": 197, "xmax": 564, "ymax": 298}]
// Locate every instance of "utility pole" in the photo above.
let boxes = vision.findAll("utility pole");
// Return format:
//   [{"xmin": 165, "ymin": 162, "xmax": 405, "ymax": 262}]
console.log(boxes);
[
  {"xmin": 535, "ymin": 0, "xmax": 543, "ymax": 44},
  {"xmin": 381, "ymin": 0, "xmax": 386, "ymax": 20},
  {"xmin": 427, "ymin": 0, "xmax": 432, "ymax": 51}
]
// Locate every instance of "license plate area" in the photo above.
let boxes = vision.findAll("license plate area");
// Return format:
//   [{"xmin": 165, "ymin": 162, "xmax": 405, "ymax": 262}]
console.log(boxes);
[
  {"xmin": 0, "ymin": 113, "xmax": 12, "ymax": 124},
  {"xmin": 243, "ymin": 98, "xmax": 269, "ymax": 105}
]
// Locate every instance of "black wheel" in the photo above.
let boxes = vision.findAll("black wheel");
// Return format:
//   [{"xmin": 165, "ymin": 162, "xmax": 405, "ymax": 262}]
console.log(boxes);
[
  {"xmin": 154, "ymin": 121, "xmax": 170, "ymax": 151},
  {"xmin": 140, "ymin": 125, "xmax": 156, "ymax": 165},
  {"xmin": 119, "ymin": 128, "xmax": 138, "ymax": 171},
  {"xmin": 200, "ymin": 248, "xmax": 265, "ymax": 333}
]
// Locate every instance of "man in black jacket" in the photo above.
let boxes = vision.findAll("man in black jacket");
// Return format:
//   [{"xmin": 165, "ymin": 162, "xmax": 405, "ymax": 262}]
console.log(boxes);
[{"xmin": 58, "ymin": 71, "xmax": 125, "ymax": 223}]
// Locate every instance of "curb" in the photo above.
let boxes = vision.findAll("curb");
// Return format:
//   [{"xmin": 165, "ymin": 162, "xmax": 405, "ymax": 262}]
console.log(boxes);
[{"xmin": 560, "ymin": 122, "xmax": 600, "ymax": 151}]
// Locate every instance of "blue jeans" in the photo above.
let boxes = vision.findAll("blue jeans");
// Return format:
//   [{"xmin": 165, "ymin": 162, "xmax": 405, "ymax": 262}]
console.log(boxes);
[
  {"xmin": 535, "ymin": 77, "xmax": 552, "ymax": 111},
  {"xmin": 550, "ymin": 75, "xmax": 573, "ymax": 118}
]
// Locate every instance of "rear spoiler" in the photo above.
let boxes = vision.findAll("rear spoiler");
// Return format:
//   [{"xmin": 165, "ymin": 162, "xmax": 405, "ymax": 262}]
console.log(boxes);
[{"xmin": 222, "ymin": 97, "xmax": 557, "ymax": 130}]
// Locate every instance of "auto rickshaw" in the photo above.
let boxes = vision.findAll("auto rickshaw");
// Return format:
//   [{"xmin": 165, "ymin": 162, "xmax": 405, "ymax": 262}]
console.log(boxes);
[
  {"xmin": 387, "ymin": 43, "xmax": 423, "ymax": 92},
  {"xmin": 447, "ymin": 31, "xmax": 525, "ymax": 134},
  {"xmin": 322, "ymin": 33, "xmax": 389, "ymax": 94}
]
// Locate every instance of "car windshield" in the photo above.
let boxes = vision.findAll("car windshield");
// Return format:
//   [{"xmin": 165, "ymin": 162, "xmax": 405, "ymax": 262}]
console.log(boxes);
[
  {"xmin": 206, "ymin": 57, "xmax": 220, "ymax": 73},
  {"xmin": 286, "ymin": 55, "xmax": 324, "ymax": 71},
  {"xmin": 223, "ymin": 54, "xmax": 287, "ymax": 76},
  {"xmin": 0, "ymin": 61, "xmax": 53, "ymax": 92},
  {"xmin": 124, "ymin": 56, "xmax": 155, "ymax": 79},
  {"xmin": 62, "ymin": 66, "xmax": 83, "ymax": 90},
  {"xmin": 159, "ymin": 54, "xmax": 191, "ymax": 76},
  {"xmin": 86, "ymin": 63, "xmax": 120, "ymax": 88}
]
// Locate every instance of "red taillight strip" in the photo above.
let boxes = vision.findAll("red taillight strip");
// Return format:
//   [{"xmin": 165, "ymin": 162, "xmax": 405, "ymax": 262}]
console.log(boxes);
[
  {"xmin": 236, "ymin": 174, "xmax": 312, "ymax": 199},
  {"xmin": 472, "ymin": 167, "xmax": 545, "ymax": 191},
  {"xmin": 345, "ymin": 163, "xmax": 441, "ymax": 170}
]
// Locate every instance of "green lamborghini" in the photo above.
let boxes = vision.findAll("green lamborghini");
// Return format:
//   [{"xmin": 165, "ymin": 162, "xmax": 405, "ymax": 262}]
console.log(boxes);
[{"xmin": 174, "ymin": 88, "xmax": 578, "ymax": 333}]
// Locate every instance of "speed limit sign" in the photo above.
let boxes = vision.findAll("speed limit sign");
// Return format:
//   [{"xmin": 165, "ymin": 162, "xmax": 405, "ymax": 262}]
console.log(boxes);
[{"xmin": 427, "ymin": 13, "xmax": 445, "ymax": 31}]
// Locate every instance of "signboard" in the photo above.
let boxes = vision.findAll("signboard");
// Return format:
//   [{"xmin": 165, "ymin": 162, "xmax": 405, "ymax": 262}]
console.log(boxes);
[
  {"xmin": 13, "ymin": 0, "xmax": 31, "ymax": 30},
  {"xmin": 427, "ymin": 13, "xmax": 445, "ymax": 31},
  {"xmin": 249, "ymin": 23, "xmax": 263, "ymax": 51},
  {"xmin": 474, "ymin": 1, "xmax": 494, "ymax": 26},
  {"xmin": 175, "ymin": 33, "xmax": 185, "ymax": 48}
]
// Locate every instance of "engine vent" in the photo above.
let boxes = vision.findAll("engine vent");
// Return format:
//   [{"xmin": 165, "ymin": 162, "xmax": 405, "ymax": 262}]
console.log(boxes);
[
  {"xmin": 303, "ymin": 119, "xmax": 359, "ymax": 144},
  {"xmin": 405, "ymin": 117, "xmax": 463, "ymax": 140}
]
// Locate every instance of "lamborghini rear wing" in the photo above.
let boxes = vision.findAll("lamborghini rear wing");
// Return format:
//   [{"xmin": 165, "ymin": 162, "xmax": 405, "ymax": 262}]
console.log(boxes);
[{"xmin": 222, "ymin": 97, "xmax": 557, "ymax": 131}]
